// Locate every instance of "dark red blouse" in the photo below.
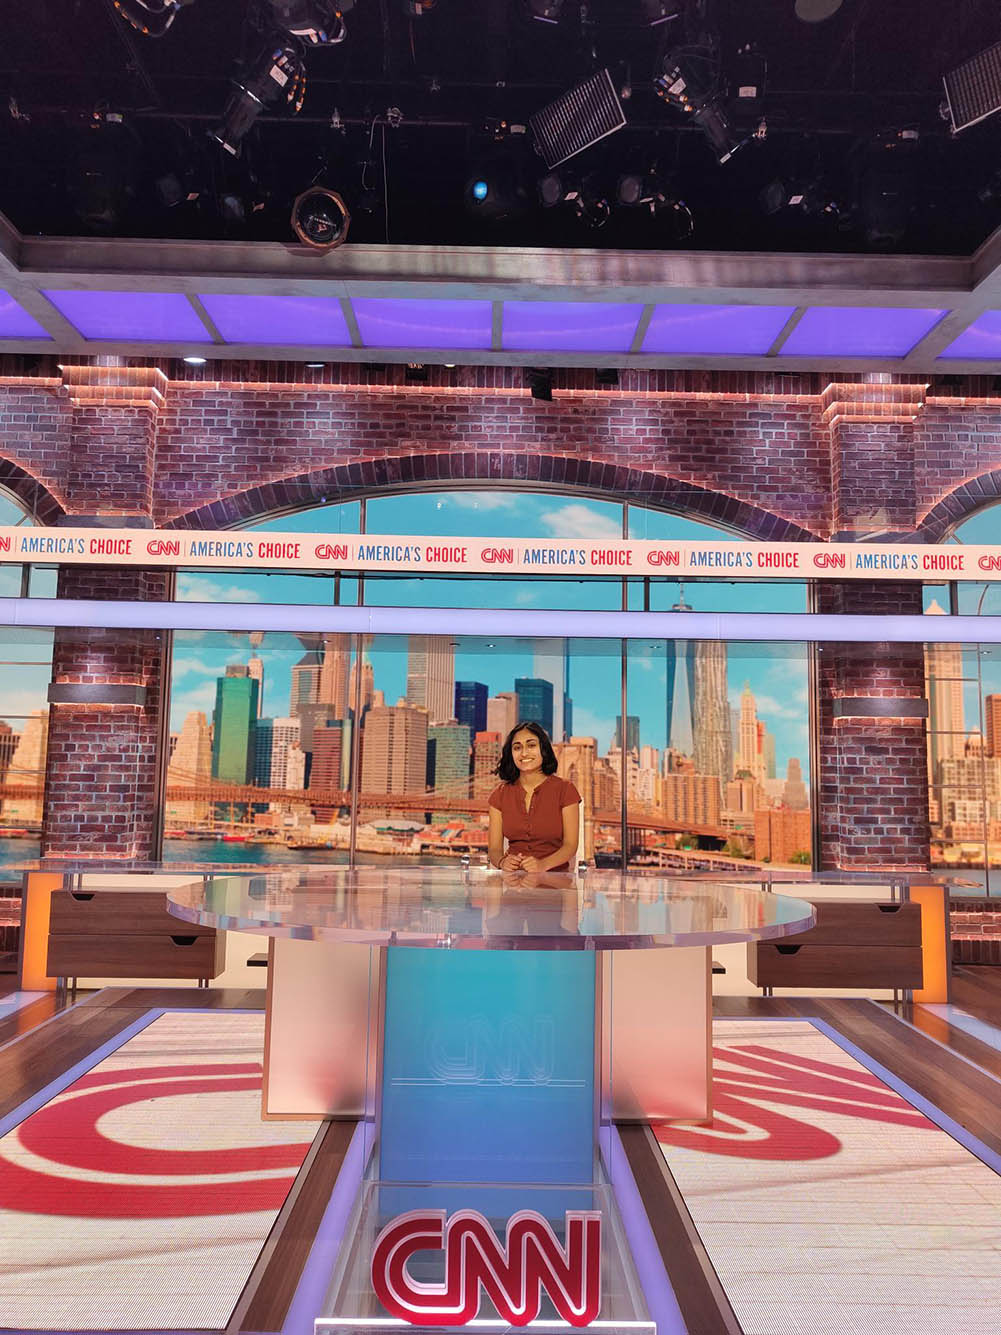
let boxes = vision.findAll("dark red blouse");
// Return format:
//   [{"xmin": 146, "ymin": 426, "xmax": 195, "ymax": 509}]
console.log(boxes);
[{"xmin": 488, "ymin": 775, "xmax": 582, "ymax": 862}]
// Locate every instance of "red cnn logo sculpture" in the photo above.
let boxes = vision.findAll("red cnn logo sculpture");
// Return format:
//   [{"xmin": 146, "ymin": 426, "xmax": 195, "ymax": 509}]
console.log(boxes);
[{"xmin": 371, "ymin": 1208, "xmax": 602, "ymax": 1327}]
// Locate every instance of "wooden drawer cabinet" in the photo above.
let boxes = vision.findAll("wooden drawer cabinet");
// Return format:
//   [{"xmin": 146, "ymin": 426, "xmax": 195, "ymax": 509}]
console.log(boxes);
[
  {"xmin": 46, "ymin": 889, "xmax": 223, "ymax": 981},
  {"xmin": 748, "ymin": 898, "xmax": 923, "ymax": 990}
]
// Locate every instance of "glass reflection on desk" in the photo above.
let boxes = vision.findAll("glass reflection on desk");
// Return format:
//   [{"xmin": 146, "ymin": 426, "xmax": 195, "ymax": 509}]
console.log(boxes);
[{"xmin": 167, "ymin": 866, "xmax": 814, "ymax": 950}]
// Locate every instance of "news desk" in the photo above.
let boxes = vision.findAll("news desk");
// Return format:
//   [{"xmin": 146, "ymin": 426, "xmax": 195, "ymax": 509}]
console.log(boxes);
[{"xmin": 168, "ymin": 866, "xmax": 813, "ymax": 1335}]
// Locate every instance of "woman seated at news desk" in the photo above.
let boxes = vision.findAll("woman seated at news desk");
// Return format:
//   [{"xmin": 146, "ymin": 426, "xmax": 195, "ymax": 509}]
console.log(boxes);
[{"xmin": 487, "ymin": 721, "xmax": 581, "ymax": 873}]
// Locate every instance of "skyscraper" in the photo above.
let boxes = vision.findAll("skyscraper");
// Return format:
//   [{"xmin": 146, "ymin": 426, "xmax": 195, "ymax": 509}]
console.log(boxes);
[
  {"xmin": 986, "ymin": 694, "xmax": 1001, "ymax": 758},
  {"xmin": 428, "ymin": 721, "xmax": 472, "ymax": 799},
  {"xmin": 665, "ymin": 592, "xmax": 696, "ymax": 752},
  {"xmin": 692, "ymin": 642, "xmax": 733, "ymax": 785},
  {"xmin": 310, "ymin": 720, "xmax": 347, "ymax": 822},
  {"xmin": 532, "ymin": 638, "xmax": 569, "ymax": 739},
  {"xmin": 254, "ymin": 716, "xmax": 303, "ymax": 789},
  {"xmin": 318, "ymin": 634, "xmax": 352, "ymax": 718},
  {"xmin": 735, "ymin": 681, "xmax": 758, "ymax": 779},
  {"xmin": 515, "ymin": 678, "xmax": 554, "ymax": 735},
  {"xmin": 783, "ymin": 757, "xmax": 809, "ymax": 810},
  {"xmin": 406, "ymin": 635, "xmax": 455, "ymax": 724},
  {"xmin": 0, "ymin": 710, "xmax": 48, "ymax": 826},
  {"xmin": 212, "ymin": 668, "xmax": 259, "ymax": 785},
  {"xmin": 473, "ymin": 731, "xmax": 502, "ymax": 794},
  {"xmin": 361, "ymin": 704, "xmax": 428, "ymax": 797},
  {"xmin": 166, "ymin": 710, "xmax": 212, "ymax": 826},
  {"xmin": 247, "ymin": 655, "xmax": 264, "ymax": 717},
  {"xmin": 925, "ymin": 600, "xmax": 966, "ymax": 782},
  {"xmin": 290, "ymin": 647, "xmax": 323, "ymax": 718},
  {"xmin": 615, "ymin": 716, "xmax": 641, "ymax": 754},
  {"xmin": 454, "ymin": 681, "xmax": 488, "ymax": 736},
  {"xmin": 487, "ymin": 692, "xmax": 518, "ymax": 738},
  {"xmin": 0, "ymin": 722, "xmax": 16, "ymax": 785}
]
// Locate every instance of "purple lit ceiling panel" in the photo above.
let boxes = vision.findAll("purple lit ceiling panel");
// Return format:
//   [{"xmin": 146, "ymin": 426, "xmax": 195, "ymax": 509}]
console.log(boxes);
[
  {"xmin": 41, "ymin": 289, "xmax": 211, "ymax": 342},
  {"xmin": 0, "ymin": 291, "xmax": 50, "ymax": 339},
  {"xmin": 938, "ymin": 312, "xmax": 1001, "ymax": 360},
  {"xmin": 782, "ymin": 306, "xmax": 947, "ymax": 357},
  {"xmin": 352, "ymin": 298, "xmax": 493, "ymax": 349},
  {"xmin": 503, "ymin": 301, "xmax": 644, "ymax": 352},
  {"xmin": 198, "ymin": 293, "xmax": 351, "ymax": 345},
  {"xmin": 642, "ymin": 304, "xmax": 796, "ymax": 355}
]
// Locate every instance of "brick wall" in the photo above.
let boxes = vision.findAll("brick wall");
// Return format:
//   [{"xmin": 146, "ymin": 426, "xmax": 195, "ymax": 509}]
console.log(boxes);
[{"xmin": 2, "ymin": 359, "xmax": 1001, "ymax": 864}]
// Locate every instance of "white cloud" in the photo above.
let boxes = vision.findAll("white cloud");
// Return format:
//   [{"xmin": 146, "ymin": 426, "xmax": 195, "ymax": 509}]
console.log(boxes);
[
  {"xmin": 169, "ymin": 680, "xmax": 218, "ymax": 730},
  {"xmin": 548, "ymin": 504, "xmax": 622, "ymax": 540},
  {"xmin": 445, "ymin": 491, "xmax": 519, "ymax": 511},
  {"xmin": 176, "ymin": 576, "xmax": 263, "ymax": 603}
]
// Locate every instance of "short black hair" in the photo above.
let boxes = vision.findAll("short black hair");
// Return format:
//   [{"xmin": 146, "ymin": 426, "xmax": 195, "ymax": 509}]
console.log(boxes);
[{"xmin": 495, "ymin": 720, "xmax": 559, "ymax": 783}]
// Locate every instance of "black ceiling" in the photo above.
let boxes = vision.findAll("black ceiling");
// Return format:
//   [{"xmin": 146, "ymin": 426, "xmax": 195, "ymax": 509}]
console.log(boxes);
[{"xmin": 2, "ymin": 0, "xmax": 1001, "ymax": 256}]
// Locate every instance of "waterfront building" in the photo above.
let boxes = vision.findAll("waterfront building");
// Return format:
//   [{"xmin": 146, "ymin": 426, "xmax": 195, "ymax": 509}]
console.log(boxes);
[
  {"xmin": 693, "ymin": 642, "xmax": 733, "ymax": 793},
  {"xmin": 428, "ymin": 721, "xmax": 472, "ymax": 800},
  {"xmin": 1, "ymin": 710, "xmax": 48, "ymax": 826}
]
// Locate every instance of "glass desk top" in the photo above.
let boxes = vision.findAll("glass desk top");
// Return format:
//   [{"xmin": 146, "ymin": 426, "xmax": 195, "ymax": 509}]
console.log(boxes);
[{"xmin": 166, "ymin": 866, "xmax": 815, "ymax": 951}]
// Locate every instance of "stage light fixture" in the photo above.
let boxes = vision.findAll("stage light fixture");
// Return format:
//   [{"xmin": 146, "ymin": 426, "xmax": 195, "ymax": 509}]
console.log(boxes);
[
  {"xmin": 291, "ymin": 186, "xmax": 351, "ymax": 249},
  {"xmin": 211, "ymin": 41, "xmax": 304, "ymax": 156},
  {"xmin": 526, "ymin": 0, "xmax": 564, "ymax": 21},
  {"xmin": 463, "ymin": 158, "xmax": 529, "ymax": 220},
  {"xmin": 538, "ymin": 170, "xmax": 575, "ymax": 208},
  {"xmin": 655, "ymin": 49, "xmax": 743, "ymax": 164},
  {"xmin": 112, "ymin": 0, "xmax": 197, "ymax": 39},
  {"xmin": 266, "ymin": 0, "xmax": 349, "ymax": 44},
  {"xmin": 944, "ymin": 40, "xmax": 1001, "ymax": 133}
]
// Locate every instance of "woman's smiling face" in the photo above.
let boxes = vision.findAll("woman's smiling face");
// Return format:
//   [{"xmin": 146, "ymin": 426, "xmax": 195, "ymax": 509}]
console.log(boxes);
[{"xmin": 511, "ymin": 728, "xmax": 543, "ymax": 775}]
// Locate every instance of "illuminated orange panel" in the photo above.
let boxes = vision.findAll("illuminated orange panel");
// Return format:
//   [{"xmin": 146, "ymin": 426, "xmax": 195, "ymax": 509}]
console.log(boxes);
[
  {"xmin": 910, "ymin": 883, "xmax": 950, "ymax": 1005},
  {"xmin": 19, "ymin": 873, "xmax": 63, "ymax": 991}
]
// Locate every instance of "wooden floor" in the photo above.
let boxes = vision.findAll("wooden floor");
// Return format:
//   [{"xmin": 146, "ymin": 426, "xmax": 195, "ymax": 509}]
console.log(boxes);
[{"xmin": 2, "ymin": 973, "xmax": 1001, "ymax": 1334}]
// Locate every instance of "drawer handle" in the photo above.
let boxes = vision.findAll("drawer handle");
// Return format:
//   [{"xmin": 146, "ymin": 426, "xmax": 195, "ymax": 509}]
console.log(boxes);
[
  {"xmin": 71, "ymin": 893, "xmax": 95, "ymax": 901},
  {"xmin": 170, "ymin": 935, "xmax": 198, "ymax": 947},
  {"xmin": 877, "ymin": 905, "xmax": 903, "ymax": 913},
  {"xmin": 775, "ymin": 944, "xmax": 802, "ymax": 955}
]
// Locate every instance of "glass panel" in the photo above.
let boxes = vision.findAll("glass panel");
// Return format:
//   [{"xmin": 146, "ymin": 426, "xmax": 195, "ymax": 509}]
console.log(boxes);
[
  {"xmin": 0, "ymin": 565, "xmax": 22, "ymax": 598},
  {"xmin": 361, "ymin": 573, "xmax": 624, "ymax": 610},
  {"xmin": 0, "ymin": 626, "xmax": 54, "ymax": 868},
  {"xmin": 164, "ymin": 628, "xmax": 356, "ymax": 865},
  {"xmin": 28, "ymin": 564, "xmax": 57, "ymax": 597},
  {"xmin": 625, "ymin": 639, "xmax": 811, "ymax": 872}
]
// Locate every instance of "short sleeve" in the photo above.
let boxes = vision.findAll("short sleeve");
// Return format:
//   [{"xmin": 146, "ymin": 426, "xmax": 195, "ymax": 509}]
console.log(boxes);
[
  {"xmin": 488, "ymin": 784, "xmax": 507, "ymax": 811},
  {"xmin": 560, "ymin": 780, "xmax": 582, "ymax": 807}
]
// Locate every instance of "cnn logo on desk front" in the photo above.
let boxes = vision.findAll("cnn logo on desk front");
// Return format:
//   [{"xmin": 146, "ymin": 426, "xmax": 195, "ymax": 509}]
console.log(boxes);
[{"xmin": 371, "ymin": 1208, "xmax": 602, "ymax": 1327}]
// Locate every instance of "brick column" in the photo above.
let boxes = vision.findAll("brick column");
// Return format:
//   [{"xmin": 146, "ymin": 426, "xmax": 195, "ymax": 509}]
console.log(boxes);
[
  {"xmin": 41, "ymin": 566, "xmax": 171, "ymax": 859},
  {"xmin": 824, "ymin": 379, "xmax": 926, "ymax": 538},
  {"xmin": 39, "ymin": 366, "xmax": 170, "ymax": 859},
  {"xmin": 816, "ymin": 581, "xmax": 929, "ymax": 872}
]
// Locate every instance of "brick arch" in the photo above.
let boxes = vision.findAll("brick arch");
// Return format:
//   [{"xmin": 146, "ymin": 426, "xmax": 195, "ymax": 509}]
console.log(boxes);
[
  {"xmin": 166, "ymin": 453, "xmax": 815, "ymax": 542},
  {"xmin": 0, "ymin": 462, "xmax": 64, "ymax": 526},
  {"xmin": 918, "ymin": 472, "xmax": 1001, "ymax": 543}
]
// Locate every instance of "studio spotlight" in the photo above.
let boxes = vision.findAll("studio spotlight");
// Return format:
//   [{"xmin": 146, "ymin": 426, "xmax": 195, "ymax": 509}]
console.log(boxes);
[
  {"xmin": 211, "ymin": 41, "xmax": 304, "ymax": 156},
  {"xmin": 538, "ymin": 169, "xmax": 575, "ymax": 208},
  {"xmin": 267, "ymin": 0, "xmax": 349, "ymax": 43},
  {"xmin": 616, "ymin": 171, "xmax": 694, "ymax": 237},
  {"xmin": 112, "ymin": 0, "xmax": 197, "ymax": 39},
  {"xmin": 291, "ymin": 186, "xmax": 350, "ymax": 249},
  {"xmin": 526, "ymin": 0, "xmax": 564, "ymax": 21},
  {"xmin": 655, "ymin": 49, "xmax": 743, "ymax": 164},
  {"xmin": 463, "ymin": 157, "xmax": 529, "ymax": 220},
  {"xmin": 857, "ymin": 131, "xmax": 919, "ymax": 248},
  {"xmin": 401, "ymin": 0, "xmax": 436, "ymax": 12}
]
